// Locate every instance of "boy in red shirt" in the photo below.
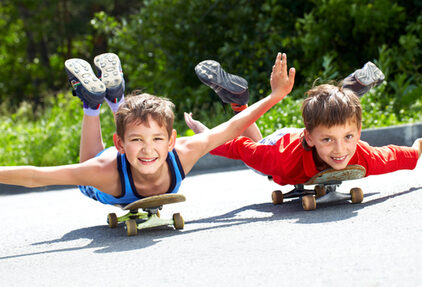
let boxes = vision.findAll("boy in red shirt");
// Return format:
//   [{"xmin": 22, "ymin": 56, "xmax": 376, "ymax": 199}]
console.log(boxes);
[{"xmin": 185, "ymin": 60, "xmax": 421, "ymax": 186}]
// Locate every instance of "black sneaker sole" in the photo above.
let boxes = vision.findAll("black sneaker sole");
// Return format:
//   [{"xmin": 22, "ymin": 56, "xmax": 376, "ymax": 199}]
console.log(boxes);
[{"xmin": 195, "ymin": 60, "xmax": 248, "ymax": 97}]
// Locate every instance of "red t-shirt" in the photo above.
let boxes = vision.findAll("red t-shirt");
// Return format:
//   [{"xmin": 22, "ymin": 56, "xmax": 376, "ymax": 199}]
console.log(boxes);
[{"xmin": 210, "ymin": 132, "xmax": 419, "ymax": 186}]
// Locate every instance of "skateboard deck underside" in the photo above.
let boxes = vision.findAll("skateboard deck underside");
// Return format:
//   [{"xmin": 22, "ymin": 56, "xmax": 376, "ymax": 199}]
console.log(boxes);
[
  {"xmin": 121, "ymin": 194, "xmax": 186, "ymax": 210},
  {"xmin": 305, "ymin": 165, "xmax": 366, "ymax": 185}
]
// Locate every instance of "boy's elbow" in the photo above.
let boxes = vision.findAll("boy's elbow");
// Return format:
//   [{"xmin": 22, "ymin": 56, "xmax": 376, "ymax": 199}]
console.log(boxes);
[{"xmin": 413, "ymin": 138, "xmax": 422, "ymax": 158}]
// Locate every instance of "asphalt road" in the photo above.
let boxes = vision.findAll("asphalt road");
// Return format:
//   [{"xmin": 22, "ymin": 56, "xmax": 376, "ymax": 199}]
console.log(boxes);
[{"xmin": 0, "ymin": 161, "xmax": 421, "ymax": 287}]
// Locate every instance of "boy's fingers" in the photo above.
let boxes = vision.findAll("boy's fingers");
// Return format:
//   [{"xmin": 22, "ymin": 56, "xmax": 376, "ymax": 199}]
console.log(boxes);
[
  {"xmin": 281, "ymin": 53, "xmax": 287, "ymax": 76},
  {"xmin": 275, "ymin": 52, "xmax": 281, "ymax": 68},
  {"xmin": 288, "ymin": 67, "xmax": 296, "ymax": 86}
]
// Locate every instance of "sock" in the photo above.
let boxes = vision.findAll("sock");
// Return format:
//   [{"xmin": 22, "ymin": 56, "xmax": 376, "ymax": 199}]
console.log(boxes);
[
  {"xmin": 83, "ymin": 103, "xmax": 101, "ymax": 116},
  {"xmin": 105, "ymin": 95, "xmax": 125, "ymax": 113},
  {"xmin": 231, "ymin": 103, "xmax": 248, "ymax": 114}
]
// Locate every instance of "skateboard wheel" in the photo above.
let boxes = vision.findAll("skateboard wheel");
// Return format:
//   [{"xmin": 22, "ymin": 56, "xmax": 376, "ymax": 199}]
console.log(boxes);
[
  {"xmin": 314, "ymin": 185, "xmax": 326, "ymax": 198},
  {"xmin": 125, "ymin": 219, "xmax": 138, "ymax": 236},
  {"xmin": 173, "ymin": 213, "xmax": 184, "ymax": 230},
  {"xmin": 271, "ymin": 190, "xmax": 284, "ymax": 205},
  {"xmin": 302, "ymin": 195, "xmax": 316, "ymax": 211},
  {"xmin": 107, "ymin": 213, "xmax": 118, "ymax": 228},
  {"xmin": 350, "ymin": 187, "xmax": 364, "ymax": 203}
]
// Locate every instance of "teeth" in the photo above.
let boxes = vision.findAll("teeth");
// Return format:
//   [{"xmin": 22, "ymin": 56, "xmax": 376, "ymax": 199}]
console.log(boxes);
[
  {"xmin": 141, "ymin": 158, "xmax": 156, "ymax": 162},
  {"xmin": 332, "ymin": 156, "xmax": 346, "ymax": 161}
]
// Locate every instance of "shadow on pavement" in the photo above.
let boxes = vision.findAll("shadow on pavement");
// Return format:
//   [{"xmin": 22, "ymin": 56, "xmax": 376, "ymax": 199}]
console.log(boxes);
[
  {"xmin": 1, "ymin": 186, "xmax": 419, "ymax": 260},
  {"xmin": 0, "ymin": 224, "xmax": 183, "ymax": 260},
  {"xmin": 188, "ymin": 186, "xmax": 421, "ymax": 226}
]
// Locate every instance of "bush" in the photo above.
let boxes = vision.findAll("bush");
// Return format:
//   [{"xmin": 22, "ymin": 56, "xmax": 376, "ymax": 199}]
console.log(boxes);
[{"xmin": 0, "ymin": 93, "xmax": 115, "ymax": 166}]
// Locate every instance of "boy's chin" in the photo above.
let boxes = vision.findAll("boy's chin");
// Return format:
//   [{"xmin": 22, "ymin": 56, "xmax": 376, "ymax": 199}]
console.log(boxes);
[
  {"xmin": 326, "ymin": 158, "xmax": 351, "ymax": 170},
  {"xmin": 328, "ymin": 161, "xmax": 350, "ymax": 170}
]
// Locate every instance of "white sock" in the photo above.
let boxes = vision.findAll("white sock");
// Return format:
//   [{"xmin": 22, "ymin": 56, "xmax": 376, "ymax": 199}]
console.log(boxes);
[
  {"xmin": 83, "ymin": 106, "xmax": 101, "ymax": 116},
  {"xmin": 105, "ymin": 95, "xmax": 125, "ymax": 113}
]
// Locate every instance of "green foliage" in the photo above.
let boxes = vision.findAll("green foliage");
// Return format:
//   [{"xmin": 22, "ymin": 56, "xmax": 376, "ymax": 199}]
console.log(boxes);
[
  {"xmin": 0, "ymin": 0, "xmax": 422, "ymax": 165},
  {"xmin": 0, "ymin": 93, "xmax": 116, "ymax": 166}
]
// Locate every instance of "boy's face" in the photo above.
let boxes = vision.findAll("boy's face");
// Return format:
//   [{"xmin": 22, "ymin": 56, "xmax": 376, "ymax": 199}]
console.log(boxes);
[
  {"xmin": 304, "ymin": 120, "xmax": 361, "ymax": 170},
  {"xmin": 114, "ymin": 116, "xmax": 176, "ymax": 176}
]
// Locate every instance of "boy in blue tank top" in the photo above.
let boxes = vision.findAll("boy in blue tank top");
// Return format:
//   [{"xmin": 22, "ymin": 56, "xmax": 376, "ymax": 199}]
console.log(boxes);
[{"xmin": 0, "ymin": 52, "xmax": 296, "ymax": 206}]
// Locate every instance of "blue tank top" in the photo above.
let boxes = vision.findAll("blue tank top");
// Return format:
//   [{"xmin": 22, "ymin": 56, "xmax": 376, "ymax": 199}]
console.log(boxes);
[{"xmin": 79, "ymin": 149, "xmax": 185, "ymax": 205}]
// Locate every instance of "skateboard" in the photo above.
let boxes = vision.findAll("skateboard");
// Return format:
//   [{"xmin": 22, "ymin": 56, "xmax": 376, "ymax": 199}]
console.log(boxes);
[
  {"xmin": 107, "ymin": 194, "xmax": 186, "ymax": 236},
  {"xmin": 271, "ymin": 165, "xmax": 366, "ymax": 211}
]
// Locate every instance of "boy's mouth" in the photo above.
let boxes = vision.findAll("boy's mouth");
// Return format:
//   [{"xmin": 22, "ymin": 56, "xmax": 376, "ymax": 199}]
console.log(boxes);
[
  {"xmin": 331, "ymin": 155, "xmax": 347, "ymax": 162},
  {"xmin": 138, "ymin": 157, "xmax": 158, "ymax": 165}
]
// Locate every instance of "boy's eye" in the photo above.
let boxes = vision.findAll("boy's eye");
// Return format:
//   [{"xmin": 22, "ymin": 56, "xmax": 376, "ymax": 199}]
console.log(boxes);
[
  {"xmin": 154, "ymin": 137, "xmax": 164, "ymax": 141},
  {"xmin": 131, "ymin": 138, "xmax": 142, "ymax": 142},
  {"xmin": 322, "ymin": 138, "xmax": 332, "ymax": 143},
  {"xmin": 345, "ymin": 134, "xmax": 353, "ymax": 140}
]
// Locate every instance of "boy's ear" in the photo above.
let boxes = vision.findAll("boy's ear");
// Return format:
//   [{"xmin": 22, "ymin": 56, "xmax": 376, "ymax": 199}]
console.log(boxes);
[
  {"xmin": 168, "ymin": 129, "xmax": 177, "ymax": 151},
  {"xmin": 113, "ymin": 133, "xmax": 125, "ymax": 153},
  {"xmin": 304, "ymin": 129, "xmax": 315, "ymax": 147}
]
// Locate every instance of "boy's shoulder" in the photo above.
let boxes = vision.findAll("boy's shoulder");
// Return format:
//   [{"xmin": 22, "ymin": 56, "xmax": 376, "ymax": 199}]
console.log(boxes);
[
  {"xmin": 94, "ymin": 147, "xmax": 119, "ymax": 162},
  {"xmin": 173, "ymin": 136, "xmax": 208, "ymax": 175},
  {"xmin": 84, "ymin": 147, "xmax": 119, "ymax": 174}
]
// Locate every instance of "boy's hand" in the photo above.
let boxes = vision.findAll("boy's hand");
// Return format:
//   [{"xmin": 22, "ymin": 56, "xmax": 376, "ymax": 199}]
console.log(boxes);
[{"xmin": 270, "ymin": 52, "xmax": 295, "ymax": 101}]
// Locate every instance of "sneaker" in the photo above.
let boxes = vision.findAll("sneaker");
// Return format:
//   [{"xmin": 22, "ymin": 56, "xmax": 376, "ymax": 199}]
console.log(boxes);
[
  {"xmin": 343, "ymin": 61, "xmax": 385, "ymax": 97},
  {"xmin": 93, "ymin": 53, "xmax": 125, "ymax": 103},
  {"xmin": 64, "ymin": 58, "xmax": 106, "ymax": 109},
  {"xmin": 195, "ymin": 60, "xmax": 249, "ymax": 106}
]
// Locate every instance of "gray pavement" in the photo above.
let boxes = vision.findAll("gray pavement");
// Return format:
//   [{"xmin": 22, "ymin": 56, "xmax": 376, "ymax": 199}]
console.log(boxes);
[{"xmin": 0, "ymin": 123, "xmax": 422, "ymax": 286}]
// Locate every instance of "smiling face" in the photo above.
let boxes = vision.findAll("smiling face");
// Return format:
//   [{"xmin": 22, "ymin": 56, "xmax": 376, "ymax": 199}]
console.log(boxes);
[
  {"xmin": 304, "ymin": 119, "xmax": 361, "ymax": 170},
  {"xmin": 114, "ymin": 116, "xmax": 176, "ymax": 176}
]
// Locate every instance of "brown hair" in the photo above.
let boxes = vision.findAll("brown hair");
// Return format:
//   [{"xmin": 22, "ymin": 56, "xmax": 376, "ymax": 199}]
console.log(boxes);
[
  {"xmin": 115, "ymin": 91, "xmax": 175, "ymax": 139},
  {"xmin": 301, "ymin": 84, "xmax": 362, "ymax": 133}
]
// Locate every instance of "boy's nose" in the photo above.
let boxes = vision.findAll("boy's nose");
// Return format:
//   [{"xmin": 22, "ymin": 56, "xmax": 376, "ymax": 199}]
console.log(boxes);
[
  {"xmin": 141, "ymin": 143, "xmax": 153, "ymax": 154},
  {"xmin": 333, "ymin": 140, "xmax": 344, "ymax": 153}
]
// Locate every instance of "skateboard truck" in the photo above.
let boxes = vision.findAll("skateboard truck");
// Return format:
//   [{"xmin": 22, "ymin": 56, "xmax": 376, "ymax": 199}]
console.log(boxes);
[{"xmin": 272, "ymin": 165, "xmax": 366, "ymax": 211}]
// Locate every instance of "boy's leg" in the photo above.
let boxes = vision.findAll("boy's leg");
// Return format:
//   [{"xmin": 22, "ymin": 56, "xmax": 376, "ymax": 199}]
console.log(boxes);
[
  {"xmin": 64, "ymin": 58, "xmax": 106, "ymax": 162},
  {"xmin": 342, "ymin": 61, "xmax": 385, "ymax": 97},
  {"xmin": 80, "ymin": 114, "xmax": 105, "ymax": 162},
  {"xmin": 194, "ymin": 60, "xmax": 263, "ymax": 142}
]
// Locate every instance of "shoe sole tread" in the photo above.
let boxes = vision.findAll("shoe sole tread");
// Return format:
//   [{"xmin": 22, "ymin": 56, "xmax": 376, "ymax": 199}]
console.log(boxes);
[
  {"xmin": 65, "ymin": 59, "xmax": 105, "ymax": 95},
  {"xmin": 355, "ymin": 62, "xmax": 385, "ymax": 87},
  {"xmin": 195, "ymin": 60, "xmax": 248, "ymax": 94},
  {"xmin": 94, "ymin": 53, "xmax": 123, "ymax": 89}
]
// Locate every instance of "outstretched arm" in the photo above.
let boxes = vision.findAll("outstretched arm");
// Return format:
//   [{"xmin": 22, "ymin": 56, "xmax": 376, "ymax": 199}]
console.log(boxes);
[
  {"xmin": 177, "ymin": 52, "xmax": 295, "ymax": 173},
  {"xmin": 0, "ymin": 158, "xmax": 106, "ymax": 188}
]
